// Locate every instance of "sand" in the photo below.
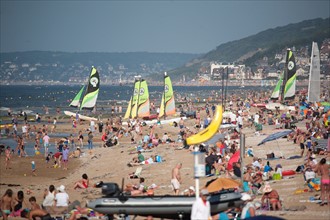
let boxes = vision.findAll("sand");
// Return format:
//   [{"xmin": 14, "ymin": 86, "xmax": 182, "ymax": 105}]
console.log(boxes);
[{"xmin": 0, "ymin": 109, "xmax": 329, "ymax": 220}]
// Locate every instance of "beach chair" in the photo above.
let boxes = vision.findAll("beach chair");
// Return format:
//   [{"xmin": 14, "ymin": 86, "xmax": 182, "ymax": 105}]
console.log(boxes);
[{"xmin": 129, "ymin": 167, "xmax": 142, "ymax": 179}]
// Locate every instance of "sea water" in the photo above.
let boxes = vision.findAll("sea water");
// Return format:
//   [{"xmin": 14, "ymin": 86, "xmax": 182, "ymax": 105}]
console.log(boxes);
[{"xmin": 0, "ymin": 85, "xmax": 265, "ymax": 114}]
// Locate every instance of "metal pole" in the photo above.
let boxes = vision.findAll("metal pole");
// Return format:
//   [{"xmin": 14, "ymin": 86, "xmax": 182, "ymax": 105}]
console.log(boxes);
[
  {"xmin": 221, "ymin": 68, "xmax": 225, "ymax": 107},
  {"xmin": 194, "ymin": 145, "xmax": 200, "ymax": 199},
  {"xmin": 224, "ymin": 67, "xmax": 229, "ymax": 111},
  {"xmin": 240, "ymin": 133, "xmax": 245, "ymax": 184}
]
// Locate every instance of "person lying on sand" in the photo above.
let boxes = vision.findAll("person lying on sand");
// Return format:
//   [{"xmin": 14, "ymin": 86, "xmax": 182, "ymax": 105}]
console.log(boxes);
[{"xmin": 21, "ymin": 208, "xmax": 52, "ymax": 220}]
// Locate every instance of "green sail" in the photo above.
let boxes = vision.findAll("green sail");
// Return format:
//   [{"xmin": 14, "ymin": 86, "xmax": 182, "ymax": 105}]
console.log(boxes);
[
  {"xmin": 159, "ymin": 73, "xmax": 175, "ymax": 117},
  {"xmin": 124, "ymin": 96, "xmax": 132, "ymax": 119},
  {"xmin": 283, "ymin": 49, "xmax": 297, "ymax": 100},
  {"xmin": 137, "ymin": 79, "xmax": 150, "ymax": 118},
  {"xmin": 270, "ymin": 73, "xmax": 283, "ymax": 100},
  {"xmin": 70, "ymin": 85, "xmax": 85, "ymax": 108},
  {"xmin": 131, "ymin": 79, "xmax": 140, "ymax": 118},
  {"xmin": 80, "ymin": 67, "xmax": 100, "ymax": 110}
]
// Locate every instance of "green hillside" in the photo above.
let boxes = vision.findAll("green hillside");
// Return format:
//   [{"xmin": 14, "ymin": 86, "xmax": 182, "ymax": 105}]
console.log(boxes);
[{"xmin": 166, "ymin": 17, "xmax": 329, "ymax": 80}]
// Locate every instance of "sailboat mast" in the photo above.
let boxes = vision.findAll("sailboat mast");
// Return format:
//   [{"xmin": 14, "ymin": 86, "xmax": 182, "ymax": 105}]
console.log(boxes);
[
  {"xmin": 308, "ymin": 43, "xmax": 314, "ymax": 102},
  {"xmin": 135, "ymin": 76, "xmax": 142, "ymax": 118},
  {"xmin": 163, "ymin": 72, "xmax": 167, "ymax": 119},
  {"xmin": 281, "ymin": 49, "xmax": 290, "ymax": 102},
  {"xmin": 224, "ymin": 67, "xmax": 229, "ymax": 110}
]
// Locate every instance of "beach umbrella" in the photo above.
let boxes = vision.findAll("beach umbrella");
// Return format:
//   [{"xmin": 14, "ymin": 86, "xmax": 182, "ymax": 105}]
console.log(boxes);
[
  {"xmin": 257, "ymin": 130, "xmax": 293, "ymax": 146},
  {"xmin": 206, "ymin": 177, "xmax": 241, "ymax": 193},
  {"xmin": 205, "ymin": 133, "xmax": 225, "ymax": 145},
  {"xmin": 227, "ymin": 151, "xmax": 240, "ymax": 170}
]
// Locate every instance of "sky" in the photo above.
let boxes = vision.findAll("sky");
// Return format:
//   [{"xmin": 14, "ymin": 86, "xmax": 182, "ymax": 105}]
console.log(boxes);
[{"xmin": 1, "ymin": 0, "xmax": 329, "ymax": 54}]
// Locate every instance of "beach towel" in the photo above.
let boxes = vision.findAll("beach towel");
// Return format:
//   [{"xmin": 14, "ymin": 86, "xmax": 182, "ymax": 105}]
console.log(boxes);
[
  {"xmin": 287, "ymin": 155, "xmax": 302, "ymax": 160},
  {"xmin": 129, "ymin": 167, "xmax": 142, "ymax": 179}
]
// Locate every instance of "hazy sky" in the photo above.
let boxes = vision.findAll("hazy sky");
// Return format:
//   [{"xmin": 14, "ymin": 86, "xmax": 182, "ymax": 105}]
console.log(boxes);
[{"xmin": 1, "ymin": 0, "xmax": 329, "ymax": 53}]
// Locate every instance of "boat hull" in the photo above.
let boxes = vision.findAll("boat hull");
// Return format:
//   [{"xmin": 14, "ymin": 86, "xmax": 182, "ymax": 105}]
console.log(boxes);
[
  {"xmin": 63, "ymin": 111, "xmax": 97, "ymax": 121},
  {"xmin": 88, "ymin": 191, "xmax": 242, "ymax": 219},
  {"xmin": 265, "ymin": 103, "xmax": 295, "ymax": 111}
]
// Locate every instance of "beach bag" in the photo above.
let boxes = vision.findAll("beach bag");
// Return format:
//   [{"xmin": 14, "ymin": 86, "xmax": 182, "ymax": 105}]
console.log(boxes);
[
  {"xmin": 296, "ymin": 165, "xmax": 304, "ymax": 172},
  {"xmin": 256, "ymin": 123, "xmax": 262, "ymax": 131},
  {"xmin": 267, "ymin": 152, "xmax": 275, "ymax": 159},
  {"xmin": 272, "ymin": 173, "xmax": 281, "ymax": 180}
]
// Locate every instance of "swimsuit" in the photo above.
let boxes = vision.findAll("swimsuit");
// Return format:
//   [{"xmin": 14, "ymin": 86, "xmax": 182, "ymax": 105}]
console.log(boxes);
[
  {"xmin": 171, "ymin": 179, "xmax": 180, "ymax": 190},
  {"xmin": 2, "ymin": 210, "xmax": 11, "ymax": 215},
  {"xmin": 82, "ymin": 182, "xmax": 88, "ymax": 188},
  {"xmin": 321, "ymin": 179, "xmax": 330, "ymax": 185}
]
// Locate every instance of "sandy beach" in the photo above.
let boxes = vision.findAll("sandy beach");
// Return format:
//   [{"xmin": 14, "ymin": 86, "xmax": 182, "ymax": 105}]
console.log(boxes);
[{"xmin": 0, "ymin": 106, "xmax": 329, "ymax": 220}]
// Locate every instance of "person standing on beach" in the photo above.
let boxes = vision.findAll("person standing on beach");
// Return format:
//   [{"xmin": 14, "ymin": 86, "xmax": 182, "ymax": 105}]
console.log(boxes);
[
  {"xmin": 78, "ymin": 130, "xmax": 84, "ymax": 148},
  {"xmin": 51, "ymin": 118, "xmax": 57, "ymax": 133},
  {"xmin": 43, "ymin": 133, "xmax": 50, "ymax": 157},
  {"xmin": 62, "ymin": 145, "xmax": 69, "ymax": 170},
  {"xmin": 191, "ymin": 189, "xmax": 210, "ymax": 220},
  {"xmin": 88, "ymin": 131, "xmax": 93, "ymax": 154},
  {"xmin": 90, "ymin": 120, "xmax": 95, "ymax": 133},
  {"xmin": 171, "ymin": 163, "xmax": 182, "ymax": 195},
  {"xmin": 31, "ymin": 161, "xmax": 37, "ymax": 176},
  {"xmin": 297, "ymin": 132, "xmax": 306, "ymax": 157},
  {"xmin": 5, "ymin": 146, "xmax": 11, "ymax": 169},
  {"xmin": 314, "ymin": 158, "xmax": 329, "ymax": 206}
]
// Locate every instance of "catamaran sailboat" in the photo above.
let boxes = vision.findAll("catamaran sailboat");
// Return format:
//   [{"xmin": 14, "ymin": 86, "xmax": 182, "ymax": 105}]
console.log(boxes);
[
  {"xmin": 64, "ymin": 67, "xmax": 100, "ymax": 121},
  {"xmin": 266, "ymin": 48, "xmax": 297, "ymax": 111},
  {"xmin": 124, "ymin": 76, "xmax": 150, "ymax": 119},
  {"xmin": 307, "ymin": 41, "xmax": 321, "ymax": 102},
  {"xmin": 69, "ymin": 66, "xmax": 100, "ymax": 110}
]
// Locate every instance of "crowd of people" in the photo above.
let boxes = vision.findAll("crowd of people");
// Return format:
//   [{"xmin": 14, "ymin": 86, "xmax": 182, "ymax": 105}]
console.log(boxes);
[{"xmin": 1, "ymin": 89, "xmax": 329, "ymax": 219}]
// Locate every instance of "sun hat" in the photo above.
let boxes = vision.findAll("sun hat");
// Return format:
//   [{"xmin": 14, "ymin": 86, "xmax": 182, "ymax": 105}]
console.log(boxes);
[
  {"xmin": 201, "ymin": 189, "xmax": 209, "ymax": 196},
  {"xmin": 263, "ymin": 183, "xmax": 273, "ymax": 193},
  {"xmin": 189, "ymin": 186, "xmax": 195, "ymax": 192},
  {"xmin": 57, "ymin": 185, "xmax": 65, "ymax": 192},
  {"xmin": 241, "ymin": 193, "xmax": 252, "ymax": 201}
]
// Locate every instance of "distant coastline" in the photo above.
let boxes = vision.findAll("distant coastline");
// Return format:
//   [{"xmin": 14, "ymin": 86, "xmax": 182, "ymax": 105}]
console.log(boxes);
[{"xmin": 0, "ymin": 79, "xmax": 310, "ymax": 87}]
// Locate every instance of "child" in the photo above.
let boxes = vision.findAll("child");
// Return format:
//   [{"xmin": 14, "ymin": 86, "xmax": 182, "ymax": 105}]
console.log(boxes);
[
  {"xmin": 45, "ymin": 153, "xmax": 51, "ymax": 164},
  {"xmin": 5, "ymin": 146, "xmax": 11, "ymax": 169},
  {"xmin": 31, "ymin": 161, "xmax": 37, "ymax": 176},
  {"xmin": 28, "ymin": 196, "xmax": 41, "ymax": 210},
  {"xmin": 34, "ymin": 145, "xmax": 40, "ymax": 156}
]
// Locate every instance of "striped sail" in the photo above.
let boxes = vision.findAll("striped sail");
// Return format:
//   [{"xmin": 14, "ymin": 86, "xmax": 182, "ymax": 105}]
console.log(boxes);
[
  {"xmin": 270, "ymin": 73, "xmax": 283, "ymax": 100},
  {"xmin": 136, "ymin": 79, "xmax": 150, "ymax": 118},
  {"xmin": 307, "ymin": 42, "xmax": 321, "ymax": 102},
  {"xmin": 80, "ymin": 67, "xmax": 100, "ymax": 110},
  {"xmin": 130, "ymin": 80, "xmax": 141, "ymax": 118},
  {"xmin": 283, "ymin": 49, "xmax": 296, "ymax": 100},
  {"xmin": 70, "ymin": 85, "xmax": 85, "ymax": 108},
  {"xmin": 159, "ymin": 73, "xmax": 176, "ymax": 118},
  {"xmin": 124, "ymin": 96, "xmax": 133, "ymax": 119}
]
